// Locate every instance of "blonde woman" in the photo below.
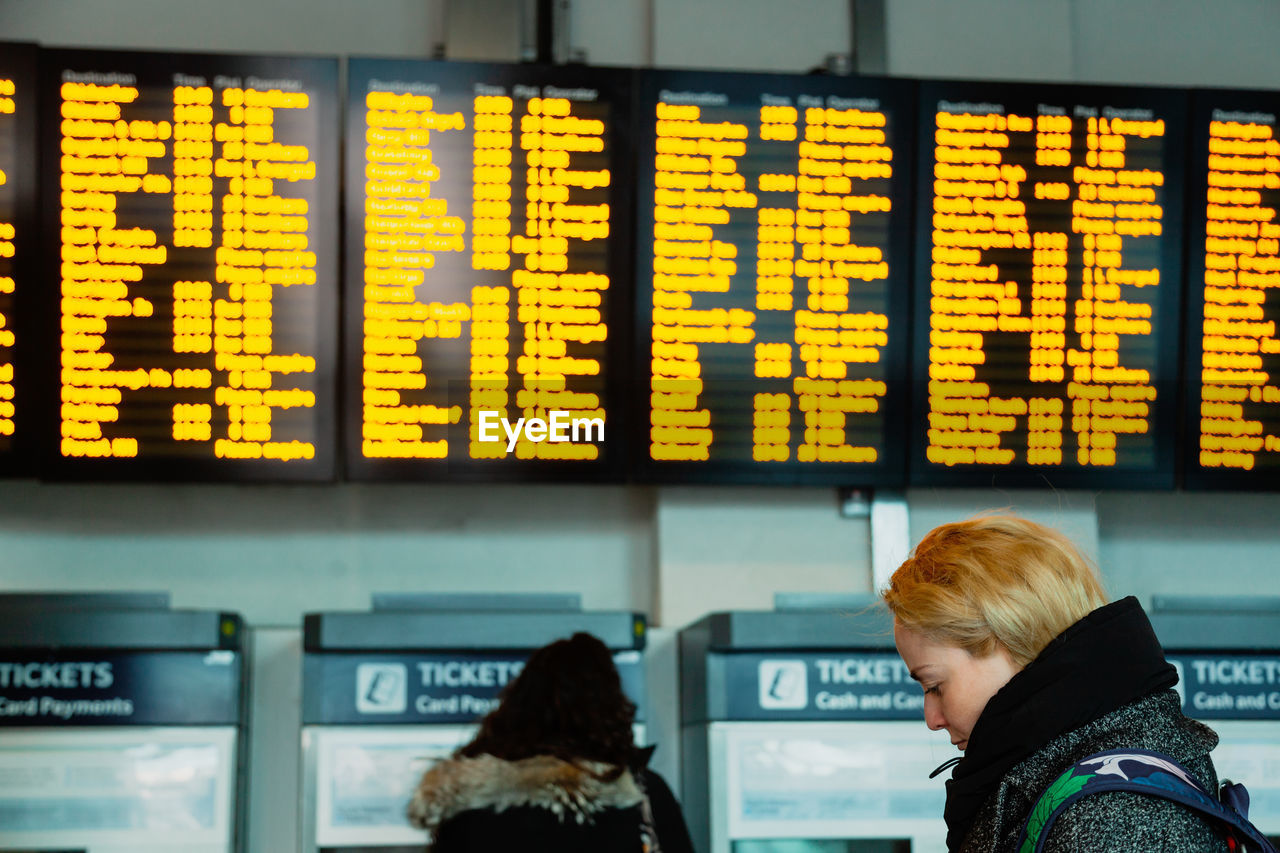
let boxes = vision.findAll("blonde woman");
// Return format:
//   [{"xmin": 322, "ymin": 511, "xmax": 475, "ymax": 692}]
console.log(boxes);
[{"xmin": 884, "ymin": 515, "xmax": 1230, "ymax": 852}]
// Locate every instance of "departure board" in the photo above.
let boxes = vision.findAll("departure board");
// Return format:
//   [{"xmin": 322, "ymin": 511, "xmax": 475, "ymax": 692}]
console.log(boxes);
[
  {"xmin": 344, "ymin": 59, "xmax": 633, "ymax": 481},
  {"xmin": 38, "ymin": 49, "xmax": 338, "ymax": 480},
  {"xmin": 0, "ymin": 44, "xmax": 36, "ymax": 476},
  {"xmin": 1184, "ymin": 90, "xmax": 1280, "ymax": 490},
  {"xmin": 911, "ymin": 81, "xmax": 1186, "ymax": 488},
  {"xmin": 633, "ymin": 70, "xmax": 915, "ymax": 485}
]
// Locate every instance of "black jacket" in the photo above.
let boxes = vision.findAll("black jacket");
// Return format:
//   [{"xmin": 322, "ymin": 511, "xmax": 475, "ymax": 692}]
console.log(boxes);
[
  {"xmin": 943, "ymin": 596, "xmax": 1230, "ymax": 853},
  {"xmin": 407, "ymin": 752, "xmax": 695, "ymax": 853}
]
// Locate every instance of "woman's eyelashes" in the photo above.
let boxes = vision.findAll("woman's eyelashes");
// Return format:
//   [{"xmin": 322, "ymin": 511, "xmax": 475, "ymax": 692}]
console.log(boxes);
[{"xmin": 923, "ymin": 683, "xmax": 941, "ymax": 696}]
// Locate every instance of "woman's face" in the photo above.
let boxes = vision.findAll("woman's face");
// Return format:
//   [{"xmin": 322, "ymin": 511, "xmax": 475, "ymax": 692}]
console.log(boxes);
[{"xmin": 893, "ymin": 621, "xmax": 1020, "ymax": 752}]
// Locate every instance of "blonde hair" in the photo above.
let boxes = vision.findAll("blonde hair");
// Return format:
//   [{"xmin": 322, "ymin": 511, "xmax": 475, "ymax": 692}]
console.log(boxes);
[{"xmin": 882, "ymin": 515, "xmax": 1108, "ymax": 668}]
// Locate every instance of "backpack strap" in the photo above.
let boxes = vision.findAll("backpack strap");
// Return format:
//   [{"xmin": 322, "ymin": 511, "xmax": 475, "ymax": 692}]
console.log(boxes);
[{"xmin": 1016, "ymin": 748, "xmax": 1279, "ymax": 853}]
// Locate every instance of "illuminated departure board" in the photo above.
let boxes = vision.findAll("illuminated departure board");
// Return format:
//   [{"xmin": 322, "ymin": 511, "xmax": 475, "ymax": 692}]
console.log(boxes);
[
  {"xmin": 633, "ymin": 70, "xmax": 914, "ymax": 485},
  {"xmin": 38, "ymin": 49, "xmax": 338, "ymax": 480},
  {"xmin": 911, "ymin": 81, "xmax": 1186, "ymax": 488},
  {"xmin": 0, "ymin": 44, "xmax": 36, "ymax": 476},
  {"xmin": 344, "ymin": 59, "xmax": 632, "ymax": 481},
  {"xmin": 1184, "ymin": 90, "xmax": 1280, "ymax": 490}
]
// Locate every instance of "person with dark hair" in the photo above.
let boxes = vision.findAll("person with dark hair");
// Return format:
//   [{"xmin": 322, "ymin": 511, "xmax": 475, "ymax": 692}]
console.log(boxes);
[{"xmin": 407, "ymin": 631, "xmax": 695, "ymax": 853}]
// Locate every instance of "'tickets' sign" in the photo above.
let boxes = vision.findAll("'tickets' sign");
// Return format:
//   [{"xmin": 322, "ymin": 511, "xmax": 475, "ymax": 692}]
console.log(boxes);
[
  {"xmin": 0, "ymin": 652, "xmax": 242, "ymax": 725},
  {"xmin": 719, "ymin": 652, "xmax": 926, "ymax": 721},
  {"xmin": 304, "ymin": 650, "xmax": 644, "ymax": 724},
  {"xmin": 1169, "ymin": 654, "xmax": 1280, "ymax": 719}
]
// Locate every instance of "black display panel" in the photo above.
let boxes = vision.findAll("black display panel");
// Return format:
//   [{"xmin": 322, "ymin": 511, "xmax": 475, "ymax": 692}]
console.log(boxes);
[
  {"xmin": 910, "ymin": 81, "xmax": 1186, "ymax": 488},
  {"xmin": 37, "ymin": 48, "xmax": 338, "ymax": 480},
  {"xmin": 1184, "ymin": 91, "xmax": 1280, "ymax": 490},
  {"xmin": 0, "ymin": 44, "xmax": 37, "ymax": 476},
  {"xmin": 633, "ymin": 70, "xmax": 915, "ymax": 485},
  {"xmin": 344, "ymin": 58, "xmax": 634, "ymax": 481}
]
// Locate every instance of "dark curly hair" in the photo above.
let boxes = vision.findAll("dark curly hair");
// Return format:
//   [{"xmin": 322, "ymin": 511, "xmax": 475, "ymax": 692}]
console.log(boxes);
[{"xmin": 458, "ymin": 632, "xmax": 638, "ymax": 779}]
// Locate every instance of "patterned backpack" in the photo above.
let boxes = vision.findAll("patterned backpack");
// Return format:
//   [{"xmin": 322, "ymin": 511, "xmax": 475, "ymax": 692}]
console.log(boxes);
[{"xmin": 1017, "ymin": 748, "xmax": 1279, "ymax": 853}]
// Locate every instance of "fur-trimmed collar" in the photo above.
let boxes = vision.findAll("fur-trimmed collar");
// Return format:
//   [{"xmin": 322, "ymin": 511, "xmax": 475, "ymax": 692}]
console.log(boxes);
[{"xmin": 407, "ymin": 754, "xmax": 643, "ymax": 836}]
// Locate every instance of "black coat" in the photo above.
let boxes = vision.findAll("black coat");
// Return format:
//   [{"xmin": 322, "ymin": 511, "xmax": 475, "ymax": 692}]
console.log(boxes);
[
  {"xmin": 408, "ymin": 752, "xmax": 695, "ymax": 853},
  {"xmin": 959, "ymin": 691, "xmax": 1228, "ymax": 852},
  {"xmin": 943, "ymin": 597, "xmax": 1230, "ymax": 853}
]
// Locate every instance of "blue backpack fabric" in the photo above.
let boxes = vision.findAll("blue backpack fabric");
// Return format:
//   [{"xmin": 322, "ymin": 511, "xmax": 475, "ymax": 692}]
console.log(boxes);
[{"xmin": 1017, "ymin": 748, "xmax": 1279, "ymax": 853}]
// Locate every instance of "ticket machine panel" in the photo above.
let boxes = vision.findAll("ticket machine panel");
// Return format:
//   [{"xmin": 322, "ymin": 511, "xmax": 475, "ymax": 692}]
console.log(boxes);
[
  {"xmin": 0, "ymin": 727, "xmax": 237, "ymax": 853},
  {"xmin": 713, "ymin": 722, "xmax": 948, "ymax": 852}
]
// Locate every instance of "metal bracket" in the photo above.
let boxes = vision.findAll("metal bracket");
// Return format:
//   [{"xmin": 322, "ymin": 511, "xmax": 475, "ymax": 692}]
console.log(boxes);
[
  {"xmin": 837, "ymin": 486, "xmax": 871, "ymax": 518},
  {"xmin": 870, "ymin": 488, "xmax": 909, "ymax": 592},
  {"xmin": 851, "ymin": 0, "xmax": 887, "ymax": 74}
]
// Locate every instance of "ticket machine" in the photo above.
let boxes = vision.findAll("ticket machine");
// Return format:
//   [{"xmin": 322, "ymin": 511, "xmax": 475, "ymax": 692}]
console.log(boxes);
[
  {"xmin": 0, "ymin": 593, "xmax": 248, "ymax": 853},
  {"xmin": 1150, "ymin": 596, "xmax": 1280, "ymax": 843},
  {"xmin": 300, "ymin": 594, "xmax": 647, "ymax": 853},
  {"xmin": 679, "ymin": 598, "xmax": 951, "ymax": 853}
]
